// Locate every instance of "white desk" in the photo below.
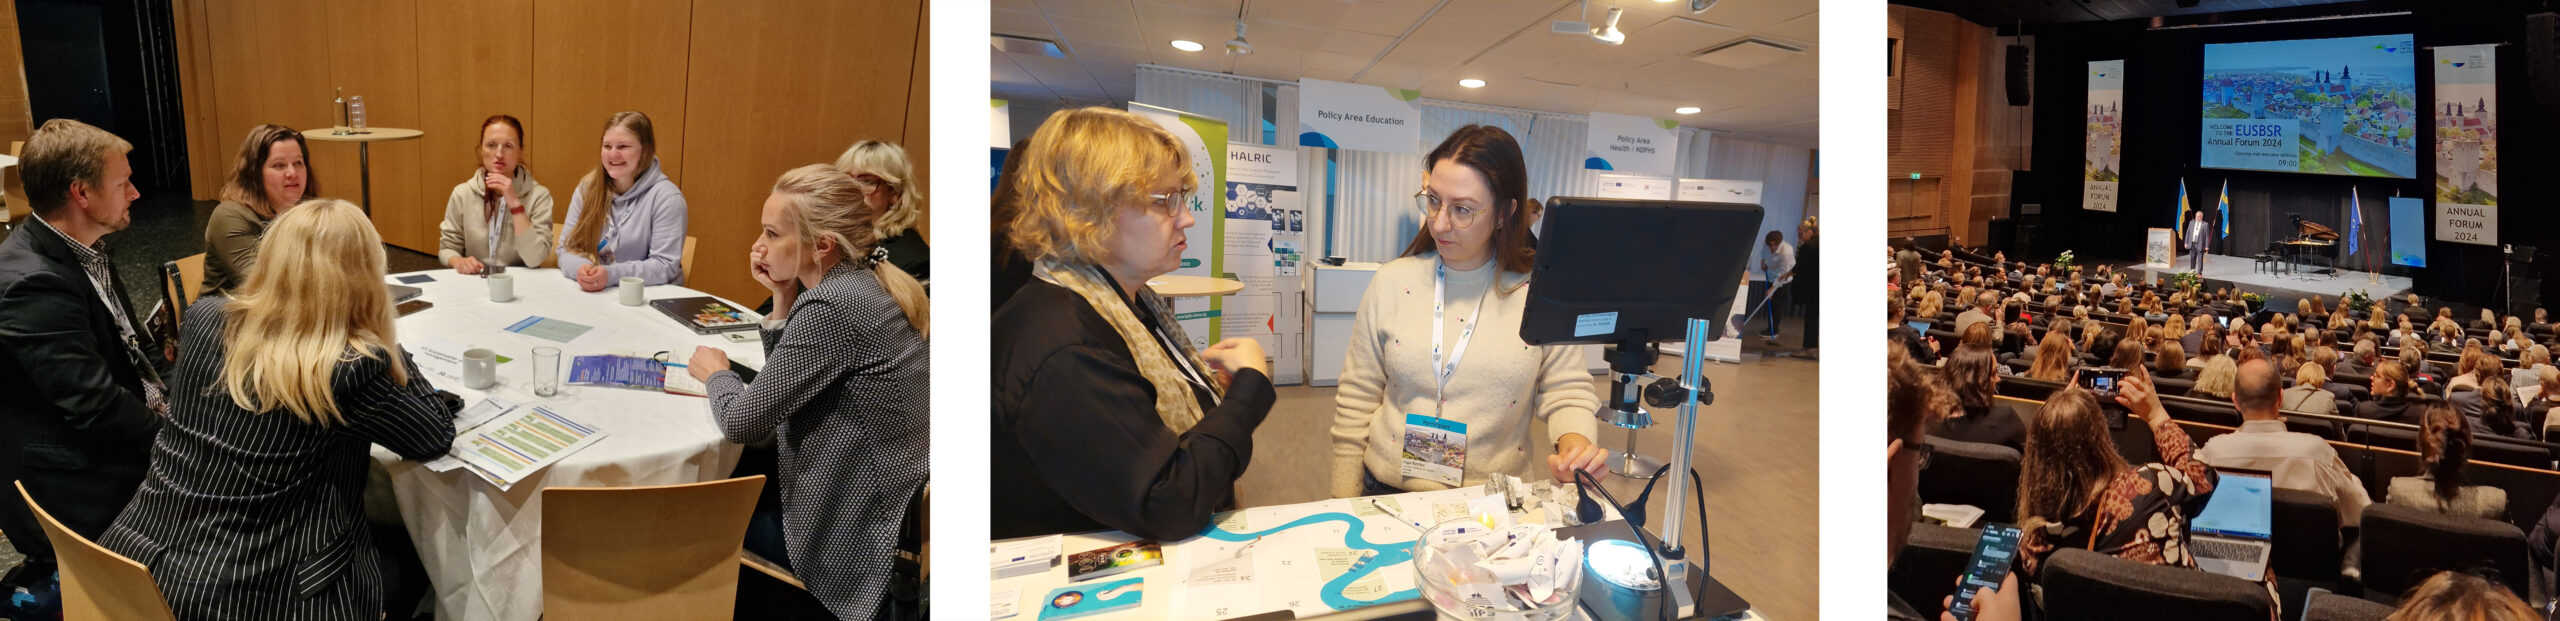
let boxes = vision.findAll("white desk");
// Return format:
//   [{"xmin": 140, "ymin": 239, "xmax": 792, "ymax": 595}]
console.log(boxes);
[{"xmin": 369, "ymin": 267, "xmax": 762, "ymax": 621}]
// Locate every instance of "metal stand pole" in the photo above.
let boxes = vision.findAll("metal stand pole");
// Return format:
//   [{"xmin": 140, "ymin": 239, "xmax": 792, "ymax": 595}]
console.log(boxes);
[
  {"xmin": 1611, "ymin": 424, "xmax": 1664, "ymax": 479},
  {"xmin": 1655, "ymin": 318, "xmax": 1714, "ymax": 619},
  {"xmin": 358, "ymin": 142, "xmax": 373, "ymax": 215}
]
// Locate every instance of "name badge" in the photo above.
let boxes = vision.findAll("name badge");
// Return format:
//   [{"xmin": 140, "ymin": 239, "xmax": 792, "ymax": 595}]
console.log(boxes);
[{"xmin": 1399, "ymin": 413, "xmax": 1468, "ymax": 487}]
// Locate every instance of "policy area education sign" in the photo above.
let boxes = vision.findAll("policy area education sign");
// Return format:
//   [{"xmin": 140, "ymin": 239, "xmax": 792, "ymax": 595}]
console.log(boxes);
[{"xmin": 1296, "ymin": 77, "xmax": 1421, "ymax": 154}]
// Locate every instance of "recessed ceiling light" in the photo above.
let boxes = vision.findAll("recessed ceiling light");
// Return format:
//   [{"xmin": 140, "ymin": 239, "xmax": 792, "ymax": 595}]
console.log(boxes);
[
  {"xmin": 1171, "ymin": 40, "xmax": 1204, "ymax": 52},
  {"xmin": 1675, "ymin": 106, "xmax": 1701, "ymax": 115},
  {"xmin": 1459, "ymin": 78, "xmax": 1486, "ymax": 89}
]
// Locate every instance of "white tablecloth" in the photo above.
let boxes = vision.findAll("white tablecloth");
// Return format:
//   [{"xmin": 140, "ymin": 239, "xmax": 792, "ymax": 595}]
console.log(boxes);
[{"xmin": 367, "ymin": 268, "xmax": 762, "ymax": 621}]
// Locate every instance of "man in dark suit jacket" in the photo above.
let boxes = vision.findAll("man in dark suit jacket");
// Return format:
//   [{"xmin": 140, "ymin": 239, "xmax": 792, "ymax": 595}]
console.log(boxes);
[{"xmin": 0, "ymin": 119, "xmax": 166, "ymax": 608}]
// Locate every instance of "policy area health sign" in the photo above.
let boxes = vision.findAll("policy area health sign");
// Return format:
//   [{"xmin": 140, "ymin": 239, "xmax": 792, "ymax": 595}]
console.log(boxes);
[
  {"xmin": 2434, "ymin": 44, "xmax": 2497, "ymax": 247},
  {"xmin": 1296, "ymin": 77, "xmax": 1422, "ymax": 154},
  {"xmin": 1130, "ymin": 102, "xmax": 1230, "ymax": 346},
  {"xmin": 2084, "ymin": 60, "xmax": 2124, "ymax": 212},
  {"xmin": 1584, "ymin": 112, "xmax": 1679, "ymax": 178}
]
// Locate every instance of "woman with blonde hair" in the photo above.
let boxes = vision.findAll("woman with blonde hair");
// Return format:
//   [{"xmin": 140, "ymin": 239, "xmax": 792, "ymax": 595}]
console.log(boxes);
[
  {"xmin": 2191, "ymin": 354, "xmax": 2240, "ymax": 400},
  {"xmin": 438, "ymin": 114, "xmax": 554, "ymax": 274},
  {"xmin": 556, "ymin": 110, "xmax": 688, "ymax": 290},
  {"xmin": 2026, "ymin": 330, "xmax": 2078, "ymax": 382},
  {"xmin": 1916, "ymin": 289, "xmax": 1944, "ymax": 321},
  {"xmin": 835, "ymin": 140, "xmax": 929, "ymax": 281},
  {"xmin": 203, "ymin": 124, "xmax": 320, "ymax": 294},
  {"xmin": 991, "ymin": 107, "xmax": 1276, "ymax": 540},
  {"xmin": 99, "ymin": 199, "xmax": 455, "ymax": 618},
  {"xmin": 681, "ymin": 161, "xmax": 929, "ymax": 620},
  {"xmin": 2283, "ymin": 361, "xmax": 2340, "ymax": 416},
  {"xmin": 2385, "ymin": 570, "xmax": 2540, "ymax": 621},
  {"xmin": 2361, "ymin": 361, "xmax": 2421, "ymax": 423}
]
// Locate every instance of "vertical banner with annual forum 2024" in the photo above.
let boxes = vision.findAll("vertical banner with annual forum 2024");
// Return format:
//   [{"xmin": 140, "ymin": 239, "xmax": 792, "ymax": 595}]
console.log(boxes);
[
  {"xmin": 1296, "ymin": 76, "xmax": 1422, "ymax": 154},
  {"xmin": 1129, "ymin": 102, "xmax": 1229, "ymax": 347},
  {"xmin": 1584, "ymin": 112, "xmax": 1679, "ymax": 178},
  {"xmin": 2085, "ymin": 60, "xmax": 2124, "ymax": 213},
  {"xmin": 2434, "ymin": 44, "xmax": 2497, "ymax": 246},
  {"xmin": 1223, "ymin": 142, "xmax": 1304, "ymax": 383}
]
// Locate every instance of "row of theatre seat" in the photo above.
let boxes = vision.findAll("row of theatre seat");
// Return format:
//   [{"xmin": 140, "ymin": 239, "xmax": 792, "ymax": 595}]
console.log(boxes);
[{"xmin": 1891, "ymin": 375, "xmax": 2556, "ymax": 619}]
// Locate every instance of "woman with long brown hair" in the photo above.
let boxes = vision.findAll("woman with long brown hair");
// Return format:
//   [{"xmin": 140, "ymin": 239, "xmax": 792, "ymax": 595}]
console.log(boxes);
[
  {"xmin": 2385, "ymin": 400, "xmax": 2508, "ymax": 520},
  {"xmin": 1331, "ymin": 124, "xmax": 1604, "ymax": 497},
  {"xmin": 2013, "ymin": 369, "xmax": 2222, "ymax": 583},
  {"xmin": 555, "ymin": 111, "xmax": 688, "ymax": 291},
  {"xmin": 2026, "ymin": 329, "xmax": 2077, "ymax": 382},
  {"xmin": 438, "ymin": 114, "xmax": 554, "ymax": 273},
  {"xmin": 203, "ymin": 124, "xmax": 320, "ymax": 294},
  {"xmin": 1938, "ymin": 344, "xmax": 2024, "ymax": 451}
]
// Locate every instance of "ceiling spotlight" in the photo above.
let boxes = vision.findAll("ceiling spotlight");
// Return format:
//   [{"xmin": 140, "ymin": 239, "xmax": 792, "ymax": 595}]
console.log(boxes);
[
  {"xmin": 1590, "ymin": 7, "xmax": 1626, "ymax": 45},
  {"xmin": 1226, "ymin": 22, "xmax": 1253, "ymax": 55},
  {"xmin": 1675, "ymin": 106, "xmax": 1701, "ymax": 114},
  {"xmin": 1171, "ymin": 39, "xmax": 1204, "ymax": 52},
  {"xmin": 1460, "ymin": 78, "xmax": 1486, "ymax": 88}
]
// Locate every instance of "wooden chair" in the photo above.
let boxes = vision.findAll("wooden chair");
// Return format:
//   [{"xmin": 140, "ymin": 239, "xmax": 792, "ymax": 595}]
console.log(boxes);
[
  {"xmin": 5, "ymin": 140, "xmax": 28, "ymax": 225},
  {"xmin": 541, "ymin": 475, "xmax": 764, "ymax": 620},
  {"xmin": 162, "ymin": 253, "xmax": 206, "ymax": 313},
  {"xmin": 680, "ymin": 235, "xmax": 698, "ymax": 282},
  {"xmin": 14, "ymin": 481, "xmax": 176, "ymax": 621}
]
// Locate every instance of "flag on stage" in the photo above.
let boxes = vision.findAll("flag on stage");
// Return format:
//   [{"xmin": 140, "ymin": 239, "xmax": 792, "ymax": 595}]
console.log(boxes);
[
  {"xmin": 2218, "ymin": 179, "xmax": 2231, "ymax": 240},
  {"xmin": 2175, "ymin": 179, "xmax": 2190, "ymax": 229},
  {"xmin": 2348, "ymin": 186, "xmax": 2363, "ymax": 255}
]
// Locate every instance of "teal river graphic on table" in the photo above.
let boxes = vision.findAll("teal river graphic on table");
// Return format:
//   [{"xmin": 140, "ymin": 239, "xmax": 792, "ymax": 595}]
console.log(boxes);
[{"xmin": 1199, "ymin": 512, "xmax": 1421, "ymax": 611}]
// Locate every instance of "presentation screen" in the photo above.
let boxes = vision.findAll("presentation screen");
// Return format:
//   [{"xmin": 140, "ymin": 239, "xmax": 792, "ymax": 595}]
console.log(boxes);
[
  {"xmin": 2201, "ymin": 34, "xmax": 2418, "ymax": 178},
  {"xmin": 2389, "ymin": 196, "xmax": 2426, "ymax": 267}
]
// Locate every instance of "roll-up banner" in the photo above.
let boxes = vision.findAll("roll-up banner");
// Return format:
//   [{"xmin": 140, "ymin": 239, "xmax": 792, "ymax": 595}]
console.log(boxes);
[
  {"xmin": 2434, "ymin": 44, "xmax": 2497, "ymax": 246},
  {"xmin": 1223, "ymin": 142, "xmax": 1305, "ymax": 384},
  {"xmin": 2085, "ymin": 60, "xmax": 2124, "ymax": 213}
]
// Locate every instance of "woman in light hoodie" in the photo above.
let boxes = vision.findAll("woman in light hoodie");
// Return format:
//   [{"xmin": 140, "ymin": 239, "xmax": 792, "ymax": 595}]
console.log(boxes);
[
  {"xmin": 438, "ymin": 114, "xmax": 554, "ymax": 273},
  {"xmin": 557, "ymin": 110, "xmax": 689, "ymax": 290}
]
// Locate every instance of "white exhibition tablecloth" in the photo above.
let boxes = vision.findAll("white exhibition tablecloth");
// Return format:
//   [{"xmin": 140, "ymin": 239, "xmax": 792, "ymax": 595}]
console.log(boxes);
[{"xmin": 367, "ymin": 267, "xmax": 763, "ymax": 621}]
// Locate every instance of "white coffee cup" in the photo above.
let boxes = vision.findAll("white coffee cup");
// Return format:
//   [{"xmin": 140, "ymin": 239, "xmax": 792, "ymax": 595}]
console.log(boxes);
[
  {"xmin": 488, "ymin": 272, "xmax": 515, "ymax": 302},
  {"xmin": 619, "ymin": 277, "xmax": 645, "ymax": 306},
  {"xmin": 462, "ymin": 348, "xmax": 498, "ymax": 390}
]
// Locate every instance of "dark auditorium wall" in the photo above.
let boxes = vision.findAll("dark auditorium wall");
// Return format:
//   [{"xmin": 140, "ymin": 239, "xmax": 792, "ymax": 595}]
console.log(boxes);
[
  {"xmin": 1889, "ymin": 5, "xmax": 2034, "ymax": 246},
  {"xmin": 2017, "ymin": 1, "xmax": 2557, "ymax": 310}
]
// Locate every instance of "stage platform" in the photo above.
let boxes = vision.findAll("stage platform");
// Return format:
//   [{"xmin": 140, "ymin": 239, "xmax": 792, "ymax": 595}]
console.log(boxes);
[{"xmin": 2127, "ymin": 253, "xmax": 2411, "ymax": 307}]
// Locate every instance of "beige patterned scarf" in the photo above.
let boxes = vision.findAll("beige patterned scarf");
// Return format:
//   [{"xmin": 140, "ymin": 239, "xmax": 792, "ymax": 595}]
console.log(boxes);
[{"xmin": 1035, "ymin": 259, "xmax": 1224, "ymax": 432}]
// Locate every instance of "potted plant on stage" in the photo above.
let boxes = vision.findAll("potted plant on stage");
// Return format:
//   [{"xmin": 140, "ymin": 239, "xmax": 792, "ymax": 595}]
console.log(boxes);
[
  {"xmin": 2053, "ymin": 250, "xmax": 2076, "ymax": 274},
  {"xmin": 2344, "ymin": 289, "xmax": 2373, "ymax": 319},
  {"xmin": 2166, "ymin": 271, "xmax": 2203, "ymax": 296}
]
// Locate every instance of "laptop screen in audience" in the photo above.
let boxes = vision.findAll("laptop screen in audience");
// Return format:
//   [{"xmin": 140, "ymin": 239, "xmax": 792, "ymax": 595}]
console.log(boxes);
[
  {"xmin": 2190, "ymin": 469, "xmax": 2273, "ymax": 539},
  {"xmin": 1907, "ymin": 320, "xmax": 1930, "ymax": 333}
]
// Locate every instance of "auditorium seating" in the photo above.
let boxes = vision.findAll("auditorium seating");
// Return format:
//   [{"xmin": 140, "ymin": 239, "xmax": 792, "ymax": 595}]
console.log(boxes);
[
  {"xmin": 2301, "ymin": 590, "xmax": 2392, "ymax": 621},
  {"xmin": 1917, "ymin": 437, "xmax": 2021, "ymax": 525},
  {"xmin": 1888, "ymin": 522, "xmax": 1980, "ymax": 619},
  {"xmin": 2039, "ymin": 548, "xmax": 2277, "ymax": 621},
  {"xmin": 2358, "ymin": 503, "xmax": 2533, "ymax": 604}
]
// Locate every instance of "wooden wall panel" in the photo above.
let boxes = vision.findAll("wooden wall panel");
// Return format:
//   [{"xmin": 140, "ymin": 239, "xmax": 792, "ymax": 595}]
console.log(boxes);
[
  {"xmin": 0, "ymin": 0, "xmax": 34, "ymax": 149},
  {"xmin": 413, "ymin": 0, "xmax": 535, "ymax": 257},
  {"xmin": 530, "ymin": 0, "xmax": 692, "ymax": 224},
  {"xmin": 172, "ymin": 0, "xmax": 223, "ymax": 197},
  {"xmin": 679, "ymin": 0, "xmax": 921, "ymax": 303},
  {"xmin": 320, "ymin": 0, "xmax": 428, "ymax": 251},
  {"xmin": 904, "ymin": 2, "xmax": 929, "ymax": 243},
  {"xmin": 201, "ymin": 0, "xmax": 333, "ymax": 218}
]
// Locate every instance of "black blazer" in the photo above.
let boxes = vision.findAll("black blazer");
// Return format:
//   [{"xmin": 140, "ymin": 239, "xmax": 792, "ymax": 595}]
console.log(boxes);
[
  {"xmin": 98, "ymin": 297, "xmax": 454, "ymax": 619},
  {"xmin": 990, "ymin": 275, "xmax": 1276, "ymax": 541},
  {"xmin": 0, "ymin": 218, "xmax": 162, "ymax": 566}
]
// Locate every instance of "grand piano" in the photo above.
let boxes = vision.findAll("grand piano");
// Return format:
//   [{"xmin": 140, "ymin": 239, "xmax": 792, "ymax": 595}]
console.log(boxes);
[{"xmin": 2272, "ymin": 215, "xmax": 2339, "ymax": 275}]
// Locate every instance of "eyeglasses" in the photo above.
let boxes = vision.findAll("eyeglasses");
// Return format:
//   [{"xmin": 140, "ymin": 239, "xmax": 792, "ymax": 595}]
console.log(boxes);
[
  {"xmin": 1142, "ymin": 190, "xmax": 1192, "ymax": 216},
  {"xmin": 851, "ymin": 173, "xmax": 891, "ymax": 192},
  {"xmin": 1413, "ymin": 189, "xmax": 1484, "ymax": 228}
]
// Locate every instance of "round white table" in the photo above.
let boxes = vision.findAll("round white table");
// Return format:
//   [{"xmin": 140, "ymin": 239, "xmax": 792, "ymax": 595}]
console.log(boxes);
[{"xmin": 368, "ymin": 267, "xmax": 762, "ymax": 621}]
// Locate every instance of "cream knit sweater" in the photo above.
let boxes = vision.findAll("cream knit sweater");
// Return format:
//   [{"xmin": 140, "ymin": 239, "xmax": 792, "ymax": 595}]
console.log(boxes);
[{"xmin": 1330, "ymin": 255, "xmax": 1603, "ymax": 498}]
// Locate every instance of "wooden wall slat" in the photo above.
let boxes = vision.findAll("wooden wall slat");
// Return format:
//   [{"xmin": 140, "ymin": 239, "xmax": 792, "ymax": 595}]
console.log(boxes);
[{"xmin": 413, "ymin": 0, "xmax": 536, "ymax": 260}]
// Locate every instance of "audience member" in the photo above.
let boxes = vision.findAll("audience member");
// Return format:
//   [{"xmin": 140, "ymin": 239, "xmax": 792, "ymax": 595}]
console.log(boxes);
[
  {"xmin": 2384, "ymin": 570, "xmax": 2540, "ymax": 621},
  {"xmin": 557, "ymin": 110, "xmax": 689, "ymax": 290},
  {"xmin": 2385, "ymin": 400, "xmax": 2509, "ymax": 521},
  {"xmin": 2025, "ymin": 330, "xmax": 2076, "ymax": 382},
  {"xmin": 2015, "ymin": 372, "xmax": 2222, "ymax": 583},
  {"xmin": 1937, "ymin": 344, "xmax": 2024, "ymax": 451},
  {"xmin": 2282, "ymin": 361, "xmax": 2341, "ymax": 417},
  {"xmin": 836, "ymin": 140, "xmax": 929, "ymax": 282},
  {"xmin": 2199, "ymin": 359, "xmax": 2370, "ymax": 526},
  {"xmin": 438, "ymin": 114, "xmax": 554, "ymax": 273},
  {"xmin": 203, "ymin": 124, "xmax": 317, "ymax": 295},
  {"xmin": 2191, "ymin": 354, "xmax": 2238, "ymax": 400}
]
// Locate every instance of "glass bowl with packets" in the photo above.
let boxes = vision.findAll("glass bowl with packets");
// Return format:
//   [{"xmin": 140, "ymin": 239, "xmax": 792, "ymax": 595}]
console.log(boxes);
[{"xmin": 1412, "ymin": 516, "xmax": 1584, "ymax": 620}]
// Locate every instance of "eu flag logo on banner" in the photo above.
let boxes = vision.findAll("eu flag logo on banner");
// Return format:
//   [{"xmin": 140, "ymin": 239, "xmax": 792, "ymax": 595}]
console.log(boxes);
[{"xmin": 2219, "ymin": 180, "xmax": 2232, "ymax": 240}]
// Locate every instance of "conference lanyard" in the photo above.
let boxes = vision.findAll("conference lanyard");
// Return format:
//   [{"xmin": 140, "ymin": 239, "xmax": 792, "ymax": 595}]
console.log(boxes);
[
  {"xmin": 597, "ymin": 203, "xmax": 620, "ymax": 262},
  {"xmin": 1432, "ymin": 259, "xmax": 1492, "ymax": 418},
  {"xmin": 486, "ymin": 199, "xmax": 507, "ymax": 259}
]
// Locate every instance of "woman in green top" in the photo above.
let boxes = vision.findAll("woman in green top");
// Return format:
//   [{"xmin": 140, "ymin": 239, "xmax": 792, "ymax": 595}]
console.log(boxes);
[{"xmin": 202, "ymin": 124, "xmax": 320, "ymax": 295}]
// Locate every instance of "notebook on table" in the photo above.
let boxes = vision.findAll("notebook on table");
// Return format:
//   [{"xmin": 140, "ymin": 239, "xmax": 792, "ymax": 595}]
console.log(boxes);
[{"xmin": 2190, "ymin": 468, "xmax": 2274, "ymax": 582}]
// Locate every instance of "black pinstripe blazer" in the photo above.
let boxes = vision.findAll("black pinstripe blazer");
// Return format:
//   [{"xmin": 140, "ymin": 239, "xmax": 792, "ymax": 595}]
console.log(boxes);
[{"xmin": 97, "ymin": 296, "xmax": 455, "ymax": 620}]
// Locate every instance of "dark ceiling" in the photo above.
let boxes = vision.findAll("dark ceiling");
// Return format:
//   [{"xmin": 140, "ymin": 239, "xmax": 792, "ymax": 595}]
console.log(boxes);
[{"xmin": 1893, "ymin": 0, "xmax": 2377, "ymax": 27}]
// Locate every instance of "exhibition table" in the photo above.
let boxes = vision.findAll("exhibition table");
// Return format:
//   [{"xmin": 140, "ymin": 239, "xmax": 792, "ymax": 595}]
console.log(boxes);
[{"xmin": 368, "ymin": 267, "xmax": 761, "ymax": 621}]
